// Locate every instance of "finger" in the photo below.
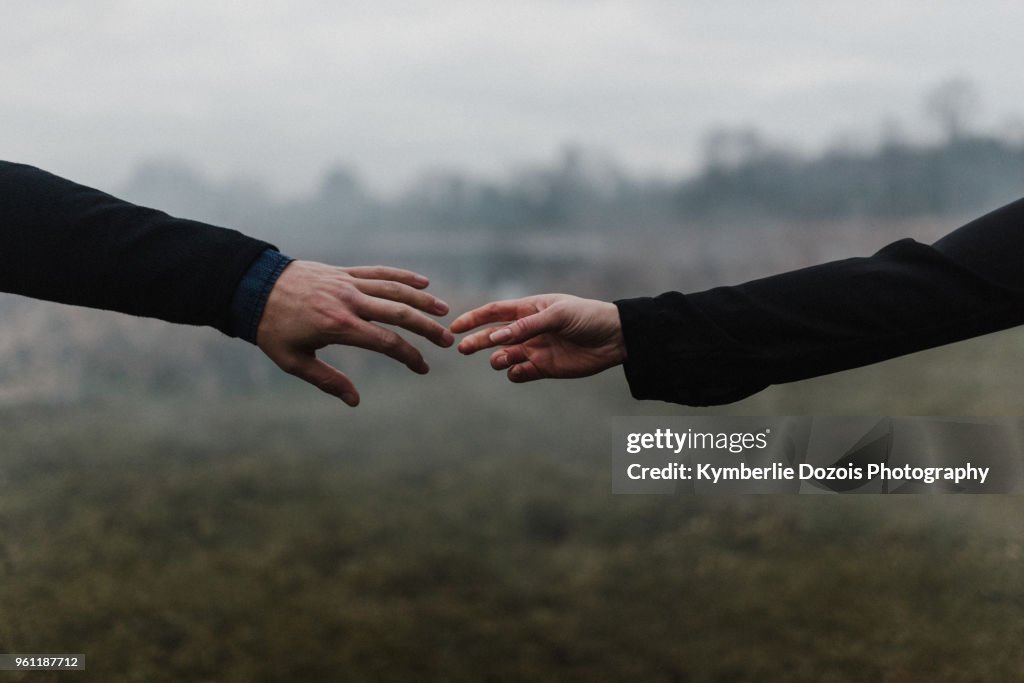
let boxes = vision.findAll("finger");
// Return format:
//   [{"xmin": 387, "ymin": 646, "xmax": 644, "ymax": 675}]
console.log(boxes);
[
  {"xmin": 353, "ymin": 278, "xmax": 450, "ymax": 316},
  {"xmin": 344, "ymin": 265, "xmax": 431, "ymax": 289},
  {"xmin": 457, "ymin": 326, "xmax": 507, "ymax": 355},
  {"xmin": 508, "ymin": 360, "xmax": 545, "ymax": 383},
  {"xmin": 449, "ymin": 298, "xmax": 542, "ymax": 333},
  {"xmin": 356, "ymin": 296, "xmax": 454, "ymax": 347},
  {"xmin": 285, "ymin": 353, "xmax": 361, "ymax": 406},
  {"xmin": 490, "ymin": 345, "xmax": 529, "ymax": 370},
  {"xmin": 334, "ymin": 320, "xmax": 431, "ymax": 374},
  {"xmin": 482, "ymin": 309, "xmax": 562, "ymax": 347}
]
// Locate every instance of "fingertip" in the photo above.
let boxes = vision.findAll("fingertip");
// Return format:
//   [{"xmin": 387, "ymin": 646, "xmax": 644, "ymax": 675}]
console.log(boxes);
[
  {"xmin": 507, "ymin": 363, "xmax": 540, "ymax": 383},
  {"xmin": 432, "ymin": 299, "xmax": 450, "ymax": 316},
  {"xmin": 412, "ymin": 273, "xmax": 430, "ymax": 288},
  {"xmin": 341, "ymin": 391, "xmax": 360, "ymax": 406},
  {"xmin": 430, "ymin": 329, "xmax": 454, "ymax": 350}
]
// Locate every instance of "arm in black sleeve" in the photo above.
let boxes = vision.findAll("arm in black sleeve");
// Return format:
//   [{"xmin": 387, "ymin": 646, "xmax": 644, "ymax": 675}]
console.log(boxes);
[
  {"xmin": 614, "ymin": 198, "xmax": 1024, "ymax": 406},
  {"xmin": 0, "ymin": 160, "xmax": 275, "ymax": 335}
]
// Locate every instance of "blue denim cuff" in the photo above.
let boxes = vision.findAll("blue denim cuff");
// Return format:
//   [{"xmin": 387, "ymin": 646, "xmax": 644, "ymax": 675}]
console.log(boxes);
[{"xmin": 229, "ymin": 248, "xmax": 294, "ymax": 344}]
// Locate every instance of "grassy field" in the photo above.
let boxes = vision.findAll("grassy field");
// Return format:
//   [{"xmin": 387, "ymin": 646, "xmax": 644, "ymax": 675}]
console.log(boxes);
[{"xmin": 2, "ymin": 327, "xmax": 1024, "ymax": 681}]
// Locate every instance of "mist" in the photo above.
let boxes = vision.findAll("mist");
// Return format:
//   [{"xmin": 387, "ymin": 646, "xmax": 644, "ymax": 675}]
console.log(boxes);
[
  {"xmin": 4, "ymin": 4, "xmax": 1024, "ymax": 679},
  {"xmin": 4, "ymin": 1, "xmax": 1024, "ymax": 196}
]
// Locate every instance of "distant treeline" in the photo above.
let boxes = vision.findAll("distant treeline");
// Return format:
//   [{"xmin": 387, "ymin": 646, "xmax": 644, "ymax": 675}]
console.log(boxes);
[
  {"xmin": 681, "ymin": 132, "xmax": 1024, "ymax": 221},
  {"xmin": 122, "ymin": 132, "xmax": 1024, "ymax": 245}
]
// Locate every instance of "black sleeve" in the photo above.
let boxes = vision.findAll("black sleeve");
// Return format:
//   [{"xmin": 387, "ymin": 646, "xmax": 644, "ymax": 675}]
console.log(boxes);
[
  {"xmin": 614, "ymin": 198, "xmax": 1024, "ymax": 406},
  {"xmin": 0, "ymin": 160, "xmax": 275, "ymax": 336}
]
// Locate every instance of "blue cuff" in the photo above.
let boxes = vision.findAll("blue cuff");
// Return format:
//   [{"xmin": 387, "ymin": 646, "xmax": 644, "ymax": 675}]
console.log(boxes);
[{"xmin": 229, "ymin": 248, "xmax": 294, "ymax": 344}]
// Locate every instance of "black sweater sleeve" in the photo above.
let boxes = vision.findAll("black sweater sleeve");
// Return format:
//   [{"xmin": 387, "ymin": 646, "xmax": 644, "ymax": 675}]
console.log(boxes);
[
  {"xmin": 0, "ymin": 161, "xmax": 274, "ymax": 335},
  {"xmin": 614, "ymin": 198, "xmax": 1024, "ymax": 406}
]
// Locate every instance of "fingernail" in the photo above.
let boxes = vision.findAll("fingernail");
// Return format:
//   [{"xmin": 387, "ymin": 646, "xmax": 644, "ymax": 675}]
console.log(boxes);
[
  {"xmin": 441, "ymin": 330, "xmax": 454, "ymax": 346},
  {"xmin": 341, "ymin": 392, "xmax": 358, "ymax": 406},
  {"xmin": 490, "ymin": 328, "xmax": 512, "ymax": 343},
  {"xmin": 413, "ymin": 274, "xmax": 429, "ymax": 287},
  {"xmin": 433, "ymin": 298, "xmax": 449, "ymax": 315},
  {"xmin": 495, "ymin": 353, "xmax": 509, "ymax": 368}
]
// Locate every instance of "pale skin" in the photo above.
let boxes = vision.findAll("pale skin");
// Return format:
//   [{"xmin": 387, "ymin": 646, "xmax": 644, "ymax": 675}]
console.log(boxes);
[
  {"xmin": 257, "ymin": 261, "xmax": 454, "ymax": 406},
  {"xmin": 450, "ymin": 294, "xmax": 627, "ymax": 382}
]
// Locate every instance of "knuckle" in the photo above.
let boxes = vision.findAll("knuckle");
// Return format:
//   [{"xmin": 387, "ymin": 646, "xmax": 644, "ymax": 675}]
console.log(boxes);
[
  {"xmin": 393, "ymin": 306, "xmax": 413, "ymax": 325},
  {"xmin": 338, "ymin": 289, "xmax": 359, "ymax": 307},
  {"xmin": 332, "ymin": 282, "xmax": 359, "ymax": 305},
  {"xmin": 278, "ymin": 357, "xmax": 303, "ymax": 375},
  {"xmin": 327, "ymin": 311, "xmax": 355, "ymax": 331}
]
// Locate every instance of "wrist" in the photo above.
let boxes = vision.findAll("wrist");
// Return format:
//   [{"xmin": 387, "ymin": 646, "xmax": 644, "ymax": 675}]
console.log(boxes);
[
  {"xmin": 598, "ymin": 300, "xmax": 628, "ymax": 365},
  {"xmin": 229, "ymin": 249, "xmax": 295, "ymax": 343}
]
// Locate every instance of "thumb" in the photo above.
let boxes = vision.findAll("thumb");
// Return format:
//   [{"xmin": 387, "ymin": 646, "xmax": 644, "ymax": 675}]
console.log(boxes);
[
  {"xmin": 283, "ymin": 352, "xmax": 361, "ymax": 406},
  {"xmin": 488, "ymin": 307, "xmax": 563, "ymax": 345}
]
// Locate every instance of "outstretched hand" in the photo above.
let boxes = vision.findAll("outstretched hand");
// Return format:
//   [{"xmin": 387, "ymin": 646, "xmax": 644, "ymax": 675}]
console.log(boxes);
[
  {"xmin": 257, "ymin": 262, "xmax": 453, "ymax": 405},
  {"xmin": 450, "ymin": 294, "xmax": 626, "ymax": 382}
]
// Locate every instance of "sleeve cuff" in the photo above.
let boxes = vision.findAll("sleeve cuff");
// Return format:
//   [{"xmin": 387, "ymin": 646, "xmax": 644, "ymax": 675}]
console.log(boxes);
[
  {"xmin": 229, "ymin": 249, "xmax": 294, "ymax": 344},
  {"xmin": 614, "ymin": 293, "xmax": 770, "ymax": 407}
]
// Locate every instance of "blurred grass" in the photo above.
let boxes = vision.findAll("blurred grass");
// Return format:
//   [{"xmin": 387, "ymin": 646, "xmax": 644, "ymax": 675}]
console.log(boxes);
[{"xmin": 2, "ymin": 327, "xmax": 1024, "ymax": 681}]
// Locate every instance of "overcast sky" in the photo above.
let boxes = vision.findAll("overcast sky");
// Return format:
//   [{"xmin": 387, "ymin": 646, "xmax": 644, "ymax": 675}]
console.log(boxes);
[{"xmin": 3, "ymin": 1, "xmax": 1023, "ymax": 196}]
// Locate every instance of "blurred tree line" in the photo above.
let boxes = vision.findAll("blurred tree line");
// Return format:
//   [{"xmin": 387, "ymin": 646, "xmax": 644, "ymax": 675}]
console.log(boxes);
[{"xmin": 121, "ymin": 79, "xmax": 1024, "ymax": 244}]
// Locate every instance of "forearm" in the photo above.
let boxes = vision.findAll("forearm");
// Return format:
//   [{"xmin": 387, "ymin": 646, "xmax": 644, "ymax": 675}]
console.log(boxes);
[
  {"xmin": 0, "ymin": 160, "xmax": 274, "ymax": 334},
  {"xmin": 616, "ymin": 198, "xmax": 1024, "ymax": 406}
]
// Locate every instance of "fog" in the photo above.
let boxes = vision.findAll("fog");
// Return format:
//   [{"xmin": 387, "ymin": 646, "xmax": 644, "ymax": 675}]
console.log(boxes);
[
  {"xmin": 4, "ymin": 1, "xmax": 1024, "ymax": 196},
  {"xmin": 6, "ymin": 5, "xmax": 1024, "ymax": 679}
]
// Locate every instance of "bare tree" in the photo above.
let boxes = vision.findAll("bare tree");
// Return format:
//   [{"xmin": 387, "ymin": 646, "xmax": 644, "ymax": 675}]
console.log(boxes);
[{"xmin": 924, "ymin": 78, "xmax": 979, "ymax": 142}]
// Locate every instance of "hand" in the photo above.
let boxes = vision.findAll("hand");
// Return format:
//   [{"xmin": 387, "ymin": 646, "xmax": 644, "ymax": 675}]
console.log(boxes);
[
  {"xmin": 450, "ymin": 293, "xmax": 626, "ymax": 382},
  {"xmin": 257, "ymin": 261, "xmax": 453, "ymax": 405}
]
